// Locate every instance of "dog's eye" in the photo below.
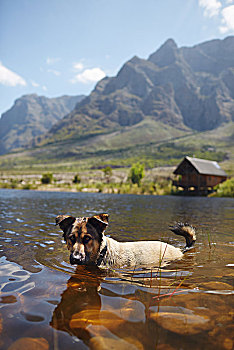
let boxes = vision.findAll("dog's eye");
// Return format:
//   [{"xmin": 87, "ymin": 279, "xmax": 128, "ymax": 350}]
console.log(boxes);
[
  {"xmin": 69, "ymin": 235, "xmax": 76, "ymax": 243},
  {"xmin": 83, "ymin": 235, "xmax": 91, "ymax": 244}
]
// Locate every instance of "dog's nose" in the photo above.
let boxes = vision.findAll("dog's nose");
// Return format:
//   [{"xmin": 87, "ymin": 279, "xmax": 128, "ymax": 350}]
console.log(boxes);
[
  {"xmin": 72, "ymin": 251, "xmax": 85, "ymax": 260},
  {"xmin": 70, "ymin": 251, "xmax": 86, "ymax": 265}
]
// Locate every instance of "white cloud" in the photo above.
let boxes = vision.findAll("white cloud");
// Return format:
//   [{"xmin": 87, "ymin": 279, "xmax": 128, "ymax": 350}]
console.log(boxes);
[
  {"xmin": 46, "ymin": 57, "xmax": 61, "ymax": 65},
  {"xmin": 71, "ymin": 67, "xmax": 106, "ymax": 84},
  {"xmin": 31, "ymin": 80, "xmax": 40, "ymax": 88},
  {"xmin": 0, "ymin": 62, "xmax": 27, "ymax": 87},
  {"xmin": 42, "ymin": 85, "xmax": 47, "ymax": 91},
  {"xmin": 219, "ymin": 5, "xmax": 234, "ymax": 32},
  {"xmin": 47, "ymin": 69, "xmax": 61, "ymax": 76},
  {"xmin": 73, "ymin": 62, "xmax": 84, "ymax": 71},
  {"xmin": 225, "ymin": 0, "xmax": 233, "ymax": 4},
  {"xmin": 199, "ymin": 0, "xmax": 222, "ymax": 17}
]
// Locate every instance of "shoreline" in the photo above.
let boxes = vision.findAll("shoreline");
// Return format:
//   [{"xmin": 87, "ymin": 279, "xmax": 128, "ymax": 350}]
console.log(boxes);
[
  {"xmin": 0, "ymin": 167, "xmax": 175, "ymax": 196},
  {"xmin": 0, "ymin": 184, "xmax": 233, "ymax": 198},
  {"xmin": 0, "ymin": 167, "xmax": 233, "ymax": 197}
]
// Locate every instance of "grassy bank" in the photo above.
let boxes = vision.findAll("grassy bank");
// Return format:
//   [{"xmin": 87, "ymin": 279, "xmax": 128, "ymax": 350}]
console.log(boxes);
[
  {"xmin": 0, "ymin": 167, "xmax": 176, "ymax": 195},
  {"xmin": 0, "ymin": 168, "xmax": 233, "ymax": 197},
  {"xmin": 0, "ymin": 122, "xmax": 233, "ymax": 175}
]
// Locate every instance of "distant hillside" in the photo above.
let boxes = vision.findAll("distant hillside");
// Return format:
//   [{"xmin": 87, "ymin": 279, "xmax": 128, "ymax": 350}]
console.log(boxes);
[
  {"xmin": 39, "ymin": 36, "xmax": 234, "ymax": 146},
  {"xmin": 0, "ymin": 37, "xmax": 233, "ymax": 173},
  {"xmin": 0, "ymin": 94, "xmax": 85, "ymax": 154}
]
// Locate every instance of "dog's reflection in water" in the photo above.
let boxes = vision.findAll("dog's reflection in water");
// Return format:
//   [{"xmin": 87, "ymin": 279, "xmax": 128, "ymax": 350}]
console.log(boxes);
[
  {"xmin": 50, "ymin": 266, "xmax": 103, "ymax": 344},
  {"xmin": 50, "ymin": 266, "xmax": 149, "ymax": 349}
]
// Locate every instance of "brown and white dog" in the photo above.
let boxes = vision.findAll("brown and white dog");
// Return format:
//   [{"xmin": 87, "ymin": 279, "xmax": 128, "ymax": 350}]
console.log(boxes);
[{"xmin": 55, "ymin": 213, "xmax": 196, "ymax": 268}]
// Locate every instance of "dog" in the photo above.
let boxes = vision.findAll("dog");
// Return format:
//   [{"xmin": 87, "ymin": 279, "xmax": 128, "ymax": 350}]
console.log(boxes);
[{"xmin": 55, "ymin": 213, "xmax": 196, "ymax": 268}]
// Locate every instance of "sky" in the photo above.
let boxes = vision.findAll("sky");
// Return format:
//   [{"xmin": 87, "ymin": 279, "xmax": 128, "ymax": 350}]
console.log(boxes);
[{"xmin": 0, "ymin": 0, "xmax": 234, "ymax": 116}]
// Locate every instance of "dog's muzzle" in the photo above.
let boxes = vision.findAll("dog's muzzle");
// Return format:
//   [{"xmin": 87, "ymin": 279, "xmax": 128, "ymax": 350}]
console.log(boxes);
[{"xmin": 70, "ymin": 252, "xmax": 86, "ymax": 265}]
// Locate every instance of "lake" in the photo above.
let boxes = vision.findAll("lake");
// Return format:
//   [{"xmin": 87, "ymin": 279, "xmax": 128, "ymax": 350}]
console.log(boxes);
[{"xmin": 0, "ymin": 189, "xmax": 233, "ymax": 350}]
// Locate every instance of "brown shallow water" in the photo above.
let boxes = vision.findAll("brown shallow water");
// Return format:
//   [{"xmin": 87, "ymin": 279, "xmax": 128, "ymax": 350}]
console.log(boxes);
[{"xmin": 0, "ymin": 189, "xmax": 233, "ymax": 350}]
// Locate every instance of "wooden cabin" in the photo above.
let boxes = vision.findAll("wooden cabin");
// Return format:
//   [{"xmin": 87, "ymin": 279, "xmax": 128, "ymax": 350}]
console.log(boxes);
[{"xmin": 173, "ymin": 156, "xmax": 227, "ymax": 195}]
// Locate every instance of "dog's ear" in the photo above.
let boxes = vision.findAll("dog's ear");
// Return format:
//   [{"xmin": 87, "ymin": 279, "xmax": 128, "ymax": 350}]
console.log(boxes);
[
  {"xmin": 55, "ymin": 215, "xmax": 76, "ymax": 234},
  {"xmin": 88, "ymin": 213, "xmax": 109, "ymax": 234}
]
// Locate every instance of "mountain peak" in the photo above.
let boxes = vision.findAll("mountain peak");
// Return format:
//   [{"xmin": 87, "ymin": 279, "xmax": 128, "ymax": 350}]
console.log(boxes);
[
  {"xmin": 162, "ymin": 38, "xmax": 177, "ymax": 48},
  {"xmin": 128, "ymin": 55, "xmax": 141, "ymax": 64},
  {"xmin": 148, "ymin": 38, "xmax": 179, "ymax": 67},
  {"xmin": 15, "ymin": 93, "xmax": 38, "ymax": 102}
]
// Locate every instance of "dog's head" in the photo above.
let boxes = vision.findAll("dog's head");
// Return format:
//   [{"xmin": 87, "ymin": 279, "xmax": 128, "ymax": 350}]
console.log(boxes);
[{"xmin": 55, "ymin": 213, "xmax": 109, "ymax": 265}]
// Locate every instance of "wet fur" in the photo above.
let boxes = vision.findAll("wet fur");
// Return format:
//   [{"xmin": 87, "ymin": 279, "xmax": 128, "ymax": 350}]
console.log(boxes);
[{"xmin": 55, "ymin": 214, "xmax": 196, "ymax": 268}]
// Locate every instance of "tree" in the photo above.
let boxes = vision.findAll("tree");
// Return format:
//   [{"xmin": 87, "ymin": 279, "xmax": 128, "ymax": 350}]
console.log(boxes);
[
  {"xmin": 129, "ymin": 163, "xmax": 145, "ymax": 186},
  {"xmin": 102, "ymin": 166, "xmax": 112, "ymax": 183},
  {"xmin": 41, "ymin": 173, "xmax": 53, "ymax": 184},
  {"xmin": 73, "ymin": 174, "xmax": 81, "ymax": 184}
]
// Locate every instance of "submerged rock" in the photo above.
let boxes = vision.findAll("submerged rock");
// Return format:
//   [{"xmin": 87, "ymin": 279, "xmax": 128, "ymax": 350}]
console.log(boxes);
[
  {"xmin": 7, "ymin": 337, "xmax": 49, "ymax": 350},
  {"xmin": 156, "ymin": 345, "xmax": 175, "ymax": 350},
  {"xmin": 209, "ymin": 324, "xmax": 234, "ymax": 350},
  {"xmin": 89, "ymin": 336, "xmax": 140, "ymax": 350},
  {"xmin": 150, "ymin": 311, "xmax": 211, "ymax": 335},
  {"xmin": 69, "ymin": 309, "xmax": 125, "ymax": 330},
  {"xmin": 0, "ymin": 295, "xmax": 17, "ymax": 304},
  {"xmin": 199, "ymin": 281, "xmax": 232, "ymax": 290}
]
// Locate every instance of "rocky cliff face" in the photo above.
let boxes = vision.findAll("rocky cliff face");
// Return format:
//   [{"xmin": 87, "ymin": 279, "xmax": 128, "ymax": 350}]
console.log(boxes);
[
  {"xmin": 1, "ymin": 37, "xmax": 233, "ymax": 154},
  {"xmin": 148, "ymin": 37, "xmax": 234, "ymax": 130},
  {"xmin": 40, "ymin": 36, "xmax": 233, "ymax": 145},
  {"xmin": 0, "ymin": 94, "xmax": 85, "ymax": 154}
]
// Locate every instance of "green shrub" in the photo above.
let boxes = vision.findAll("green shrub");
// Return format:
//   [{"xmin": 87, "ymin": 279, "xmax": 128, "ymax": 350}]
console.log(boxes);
[
  {"xmin": 213, "ymin": 178, "xmax": 234, "ymax": 197},
  {"xmin": 10, "ymin": 179, "xmax": 18, "ymax": 189},
  {"xmin": 102, "ymin": 166, "xmax": 112, "ymax": 183},
  {"xmin": 129, "ymin": 162, "xmax": 145, "ymax": 186},
  {"xmin": 73, "ymin": 174, "xmax": 81, "ymax": 184},
  {"xmin": 41, "ymin": 173, "xmax": 53, "ymax": 184},
  {"xmin": 96, "ymin": 182, "xmax": 104, "ymax": 192},
  {"xmin": 22, "ymin": 183, "xmax": 33, "ymax": 190}
]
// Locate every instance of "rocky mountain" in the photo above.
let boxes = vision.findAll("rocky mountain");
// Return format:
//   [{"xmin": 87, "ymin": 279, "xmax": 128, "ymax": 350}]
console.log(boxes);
[
  {"xmin": 0, "ymin": 94, "xmax": 85, "ymax": 154},
  {"xmin": 39, "ymin": 36, "xmax": 234, "ymax": 146}
]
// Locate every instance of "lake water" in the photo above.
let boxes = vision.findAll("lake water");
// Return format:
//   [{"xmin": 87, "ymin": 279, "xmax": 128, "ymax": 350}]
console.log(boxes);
[{"xmin": 0, "ymin": 189, "xmax": 233, "ymax": 350}]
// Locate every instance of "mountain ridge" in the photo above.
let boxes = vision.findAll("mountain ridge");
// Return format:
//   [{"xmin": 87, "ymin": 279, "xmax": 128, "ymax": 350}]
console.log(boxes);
[
  {"xmin": 0, "ymin": 36, "xmax": 233, "ymax": 170},
  {"xmin": 0, "ymin": 94, "xmax": 85, "ymax": 154},
  {"xmin": 37, "ymin": 35, "xmax": 233, "ymax": 146}
]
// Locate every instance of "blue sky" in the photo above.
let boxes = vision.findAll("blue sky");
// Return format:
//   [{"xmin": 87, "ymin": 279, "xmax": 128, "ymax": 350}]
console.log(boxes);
[{"xmin": 0, "ymin": 0, "xmax": 234, "ymax": 116}]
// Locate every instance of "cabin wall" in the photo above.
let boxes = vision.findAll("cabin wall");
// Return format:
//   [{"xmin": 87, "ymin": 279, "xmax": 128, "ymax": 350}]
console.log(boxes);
[
  {"xmin": 205, "ymin": 175, "xmax": 226, "ymax": 187},
  {"xmin": 175, "ymin": 174, "xmax": 226, "ymax": 189}
]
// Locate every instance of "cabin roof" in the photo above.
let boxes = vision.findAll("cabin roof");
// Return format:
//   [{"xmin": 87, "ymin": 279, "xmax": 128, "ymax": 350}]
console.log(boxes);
[{"xmin": 174, "ymin": 156, "xmax": 227, "ymax": 177}]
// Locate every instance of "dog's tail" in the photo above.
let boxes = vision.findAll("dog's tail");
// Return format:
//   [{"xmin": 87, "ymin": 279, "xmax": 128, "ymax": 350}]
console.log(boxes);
[{"xmin": 169, "ymin": 222, "xmax": 196, "ymax": 252}]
